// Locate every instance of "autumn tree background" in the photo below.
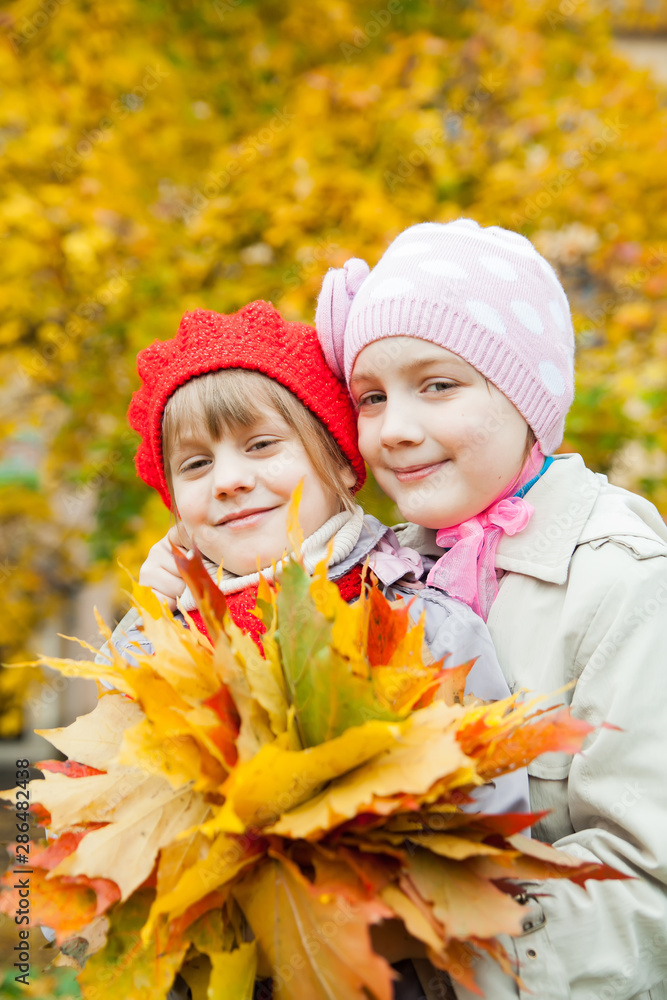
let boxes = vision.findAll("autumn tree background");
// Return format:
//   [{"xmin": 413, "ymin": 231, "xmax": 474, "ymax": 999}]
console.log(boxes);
[{"xmin": 1, "ymin": 0, "xmax": 667, "ymax": 739}]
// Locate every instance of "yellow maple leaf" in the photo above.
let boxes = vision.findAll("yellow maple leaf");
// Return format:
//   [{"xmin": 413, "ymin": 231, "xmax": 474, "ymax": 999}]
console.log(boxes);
[
  {"xmin": 202, "ymin": 719, "xmax": 403, "ymax": 837},
  {"xmin": 269, "ymin": 701, "xmax": 479, "ymax": 840},
  {"xmin": 1, "ymin": 545, "xmax": 626, "ymax": 997}
]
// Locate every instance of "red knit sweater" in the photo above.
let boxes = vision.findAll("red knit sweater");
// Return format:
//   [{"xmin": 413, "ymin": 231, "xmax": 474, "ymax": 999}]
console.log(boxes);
[{"xmin": 188, "ymin": 563, "xmax": 364, "ymax": 655}]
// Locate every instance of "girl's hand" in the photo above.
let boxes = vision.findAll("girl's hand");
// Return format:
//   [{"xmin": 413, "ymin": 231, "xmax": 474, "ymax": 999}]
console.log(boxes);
[{"xmin": 139, "ymin": 524, "xmax": 190, "ymax": 611}]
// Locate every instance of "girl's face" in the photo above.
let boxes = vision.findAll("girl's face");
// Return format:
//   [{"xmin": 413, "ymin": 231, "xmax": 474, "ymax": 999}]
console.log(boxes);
[
  {"xmin": 350, "ymin": 337, "xmax": 530, "ymax": 529},
  {"xmin": 169, "ymin": 405, "xmax": 348, "ymax": 574}
]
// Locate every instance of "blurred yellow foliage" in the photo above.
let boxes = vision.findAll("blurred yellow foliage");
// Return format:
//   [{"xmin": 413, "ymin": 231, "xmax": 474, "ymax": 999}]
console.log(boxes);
[
  {"xmin": 1, "ymin": 0, "xmax": 666, "ymax": 734},
  {"xmin": 608, "ymin": 0, "xmax": 667, "ymax": 31},
  {"xmin": 112, "ymin": 493, "xmax": 172, "ymax": 598}
]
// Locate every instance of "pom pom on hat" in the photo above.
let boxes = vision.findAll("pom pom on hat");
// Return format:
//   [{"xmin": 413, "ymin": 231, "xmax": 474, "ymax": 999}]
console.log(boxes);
[
  {"xmin": 316, "ymin": 258, "xmax": 369, "ymax": 380},
  {"xmin": 128, "ymin": 300, "xmax": 366, "ymax": 509}
]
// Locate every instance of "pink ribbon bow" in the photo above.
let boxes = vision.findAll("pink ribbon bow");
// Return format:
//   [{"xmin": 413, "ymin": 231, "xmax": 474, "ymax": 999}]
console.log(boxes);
[
  {"xmin": 426, "ymin": 497, "xmax": 533, "ymax": 620},
  {"xmin": 425, "ymin": 445, "xmax": 546, "ymax": 621},
  {"xmin": 368, "ymin": 530, "xmax": 424, "ymax": 588}
]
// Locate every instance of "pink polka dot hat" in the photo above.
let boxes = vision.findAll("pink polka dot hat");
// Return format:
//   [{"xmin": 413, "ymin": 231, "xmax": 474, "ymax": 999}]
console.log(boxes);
[{"xmin": 316, "ymin": 219, "xmax": 575, "ymax": 455}]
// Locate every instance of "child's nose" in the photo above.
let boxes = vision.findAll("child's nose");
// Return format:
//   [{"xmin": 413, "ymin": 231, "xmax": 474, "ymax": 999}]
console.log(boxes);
[
  {"xmin": 211, "ymin": 458, "xmax": 255, "ymax": 496},
  {"xmin": 379, "ymin": 400, "xmax": 424, "ymax": 448}
]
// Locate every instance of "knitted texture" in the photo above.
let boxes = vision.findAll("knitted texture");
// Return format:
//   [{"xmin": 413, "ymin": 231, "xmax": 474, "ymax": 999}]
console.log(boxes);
[
  {"xmin": 315, "ymin": 220, "xmax": 575, "ymax": 455},
  {"xmin": 188, "ymin": 563, "xmax": 364, "ymax": 652},
  {"xmin": 128, "ymin": 300, "xmax": 366, "ymax": 508}
]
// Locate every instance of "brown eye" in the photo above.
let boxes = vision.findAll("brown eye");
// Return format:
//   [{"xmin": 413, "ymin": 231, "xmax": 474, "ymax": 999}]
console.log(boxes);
[
  {"xmin": 424, "ymin": 381, "xmax": 455, "ymax": 393},
  {"xmin": 180, "ymin": 458, "xmax": 209, "ymax": 474},
  {"xmin": 248, "ymin": 438, "xmax": 278, "ymax": 452},
  {"xmin": 358, "ymin": 392, "xmax": 386, "ymax": 407}
]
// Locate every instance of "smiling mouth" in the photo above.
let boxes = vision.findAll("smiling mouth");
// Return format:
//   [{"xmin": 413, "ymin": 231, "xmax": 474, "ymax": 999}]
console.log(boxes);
[
  {"xmin": 216, "ymin": 506, "xmax": 278, "ymax": 527},
  {"xmin": 391, "ymin": 461, "xmax": 448, "ymax": 482}
]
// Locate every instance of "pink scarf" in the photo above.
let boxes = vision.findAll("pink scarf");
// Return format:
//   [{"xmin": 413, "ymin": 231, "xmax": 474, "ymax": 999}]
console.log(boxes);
[{"xmin": 426, "ymin": 445, "xmax": 545, "ymax": 621}]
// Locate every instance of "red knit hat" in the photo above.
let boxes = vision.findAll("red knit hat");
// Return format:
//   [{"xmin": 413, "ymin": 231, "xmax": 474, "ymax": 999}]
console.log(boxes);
[{"xmin": 128, "ymin": 300, "xmax": 366, "ymax": 509}]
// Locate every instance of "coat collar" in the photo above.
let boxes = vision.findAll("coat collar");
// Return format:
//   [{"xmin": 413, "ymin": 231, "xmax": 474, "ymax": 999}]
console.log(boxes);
[
  {"xmin": 493, "ymin": 454, "xmax": 600, "ymax": 583},
  {"xmin": 394, "ymin": 455, "xmax": 598, "ymax": 585},
  {"xmin": 396, "ymin": 453, "xmax": 667, "ymax": 586}
]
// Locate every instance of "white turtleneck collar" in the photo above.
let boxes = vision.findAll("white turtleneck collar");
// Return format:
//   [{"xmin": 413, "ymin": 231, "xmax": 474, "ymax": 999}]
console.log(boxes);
[{"xmin": 178, "ymin": 505, "xmax": 366, "ymax": 612}]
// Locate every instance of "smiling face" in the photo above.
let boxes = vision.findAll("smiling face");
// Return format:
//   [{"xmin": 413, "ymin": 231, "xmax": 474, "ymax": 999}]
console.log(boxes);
[
  {"xmin": 350, "ymin": 337, "xmax": 531, "ymax": 529},
  {"xmin": 168, "ymin": 405, "xmax": 345, "ymax": 575}
]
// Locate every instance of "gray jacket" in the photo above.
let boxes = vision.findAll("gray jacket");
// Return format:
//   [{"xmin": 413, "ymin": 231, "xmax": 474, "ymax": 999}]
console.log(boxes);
[{"xmin": 99, "ymin": 515, "xmax": 529, "ymax": 819}]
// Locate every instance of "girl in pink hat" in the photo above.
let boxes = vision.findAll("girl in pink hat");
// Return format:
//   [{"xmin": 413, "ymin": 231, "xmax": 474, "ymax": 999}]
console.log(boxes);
[{"xmin": 316, "ymin": 219, "xmax": 667, "ymax": 1000}]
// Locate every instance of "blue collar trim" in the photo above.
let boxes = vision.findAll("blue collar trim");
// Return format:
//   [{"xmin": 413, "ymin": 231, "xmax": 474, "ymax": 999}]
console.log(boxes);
[{"xmin": 514, "ymin": 455, "xmax": 555, "ymax": 499}]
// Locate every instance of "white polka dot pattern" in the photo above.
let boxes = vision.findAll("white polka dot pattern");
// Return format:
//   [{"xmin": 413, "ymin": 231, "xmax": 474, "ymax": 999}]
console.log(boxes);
[
  {"xmin": 539, "ymin": 360, "xmax": 566, "ymax": 396},
  {"xmin": 511, "ymin": 300, "xmax": 544, "ymax": 335},
  {"xmin": 466, "ymin": 300, "xmax": 507, "ymax": 335},
  {"xmin": 368, "ymin": 277, "xmax": 415, "ymax": 299},
  {"xmin": 480, "ymin": 255, "xmax": 518, "ymax": 281},
  {"xmin": 419, "ymin": 259, "xmax": 469, "ymax": 279},
  {"xmin": 391, "ymin": 241, "xmax": 433, "ymax": 259},
  {"xmin": 548, "ymin": 299, "xmax": 566, "ymax": 332},
  {"xmin": 444, "ymin": 224, "xmax": 540, "ymax": 259}
]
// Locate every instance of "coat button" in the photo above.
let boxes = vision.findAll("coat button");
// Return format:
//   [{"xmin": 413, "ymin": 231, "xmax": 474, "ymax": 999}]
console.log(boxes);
[
  {"xmin": 527, "ymin": 949, "xmax": 537, "ymax": 959},
  {"xmin": 522, "ymin": 921, "xmax": 533, "ymax": 932}
]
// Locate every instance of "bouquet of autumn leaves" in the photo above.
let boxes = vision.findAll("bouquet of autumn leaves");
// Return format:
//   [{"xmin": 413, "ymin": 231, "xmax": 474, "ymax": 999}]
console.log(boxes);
[{"xmin": 1, "ymin": 523, "xmax": 624, "ymax": 999}]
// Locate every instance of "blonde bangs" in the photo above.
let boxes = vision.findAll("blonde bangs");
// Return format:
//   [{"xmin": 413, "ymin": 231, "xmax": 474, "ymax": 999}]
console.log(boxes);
[{"xmin": 162, "ymin": 369, "xmax": 356, "ymax": 512}]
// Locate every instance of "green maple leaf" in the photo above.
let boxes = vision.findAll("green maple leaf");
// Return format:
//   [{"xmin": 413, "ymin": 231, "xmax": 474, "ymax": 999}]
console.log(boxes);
[{"xmin": 275, "ymin": 559, "xmax": 400, "ymax": 747}]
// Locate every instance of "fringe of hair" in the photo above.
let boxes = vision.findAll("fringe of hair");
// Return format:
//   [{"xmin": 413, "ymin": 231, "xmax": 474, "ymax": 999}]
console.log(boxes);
[{"xmin": 162, "ymin": 369, "xmax": 357, "ymax": 512}]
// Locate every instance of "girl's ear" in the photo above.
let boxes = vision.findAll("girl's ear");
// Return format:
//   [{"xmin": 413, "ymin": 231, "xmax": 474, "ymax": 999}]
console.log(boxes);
[{"xmin": 342, "ymin": 465, "xmax": 357, "ymax": 490}]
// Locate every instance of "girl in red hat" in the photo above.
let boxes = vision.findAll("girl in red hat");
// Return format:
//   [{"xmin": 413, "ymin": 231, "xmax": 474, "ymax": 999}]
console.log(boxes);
[
  {"xmin": 104, "ymin": 299, "xmax": 528, "ymax": 1000},
  {"xmin": 123, "ymin": 299, "xmax": 368, "ymax": 647}
]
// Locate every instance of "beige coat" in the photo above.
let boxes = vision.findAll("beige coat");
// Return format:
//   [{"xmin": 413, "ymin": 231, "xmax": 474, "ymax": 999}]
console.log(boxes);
[{"xmin": 398, "ymin": 454, "xmax": 667, "ymax": 1000}]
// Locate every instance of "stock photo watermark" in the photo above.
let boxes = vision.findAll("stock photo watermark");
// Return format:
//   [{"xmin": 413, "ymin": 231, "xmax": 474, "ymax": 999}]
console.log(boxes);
[
  {"xmin": 60, "ymin": 432, "xmax": 137, "ymax": 519},
  {"xmin": 212, "ymin": 0, "xmax": 244, "ymax": 20},
  {"xmin": 6, "ymin": 0, "xmax": 68, "ymax": 51},
  {"xmin": 17, "ymin": 259, "xmax": 139, "ymax": 385},
  {"xmin": 545, "ymin": 0, "xmax": 587, "ymax": 29},
  {"xmin": 384, "ymin": 74, "xmax": 500, "ymax": 192},
  {"xmin": 177, "ymin": 107, "xmax": 294, "ymax": 224},
  {"xmin": 340, "ymin": 0, "xmax": 404, "ymax": 62},
  {"xmin": 511, "ymin": 116, "xmax": 627, "ymax": 229},
  {"xmin": 582, "ymin": 245, "xmax": 666, "ymax": 331},
  {"xmin": 265, "ymin": 235, "xmax": 341, "ymax": 302},
  {"xmin": 51, "ymin": 66, "xmax": 169, "ymax": 180}
]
